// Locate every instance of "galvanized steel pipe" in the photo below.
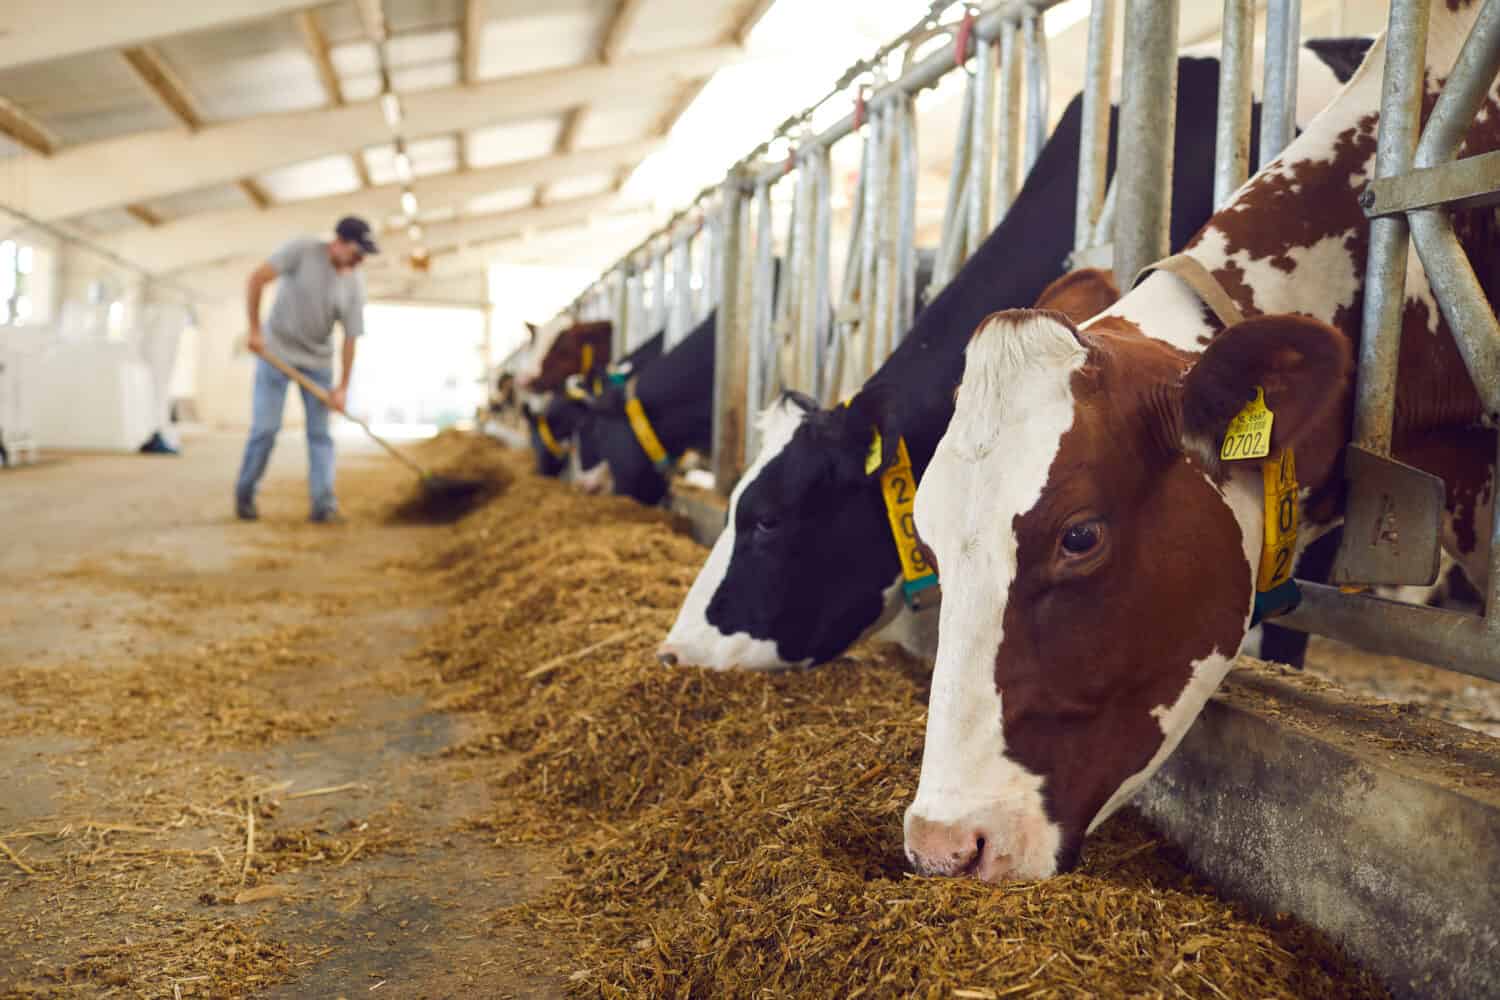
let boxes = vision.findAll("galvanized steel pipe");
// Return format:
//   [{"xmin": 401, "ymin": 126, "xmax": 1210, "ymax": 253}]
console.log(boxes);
[
  {"xmin": 1074, "ymin": 0, "xmax": 1115, "ymax": 254},
  {"xmin": 1213, "ymin": 0, "xmax": 1254, "ymax": 208},
  {"xmin": 969, "ymin": 38, "xmax": 998, "ymax": 258},
  {"xmin": 1258, "ymin": 0, "xmax": 1302, "ymax": 168},
  {"xmin": 1112, "ymin": 0, "xmax": 1179, "ymax": 289},
  {"xmin": 1351, "ymin": 0, "xmax": 1429, "ymax": 457},
  {"xmin": 1022, "ymin": 5, "xmax": 1049, "ymax": 176}
]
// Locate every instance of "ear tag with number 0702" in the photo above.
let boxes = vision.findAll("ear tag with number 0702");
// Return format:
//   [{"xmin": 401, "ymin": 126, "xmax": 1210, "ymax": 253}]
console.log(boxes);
[{"xmin": 1221, "ymin": 387, "xmax": 1274, "ymax": 461}]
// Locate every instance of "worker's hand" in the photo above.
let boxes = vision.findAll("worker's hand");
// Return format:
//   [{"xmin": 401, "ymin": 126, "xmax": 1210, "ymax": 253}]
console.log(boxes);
[
  {"xmin": 328, "ymin": 386, "xmax": 348, "ymax": 413},
  {"xmin": 247, "ymin": 327, "xmax": 266, "ymax": 356}
]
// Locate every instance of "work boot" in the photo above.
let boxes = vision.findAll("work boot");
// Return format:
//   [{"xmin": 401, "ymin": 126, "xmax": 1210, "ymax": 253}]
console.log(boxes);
[
  {"xmin": 235, "ymin": 497, "xmax": 259, "ymax": 521},
  {"xmin": 309, "ymin": 507, "xmax": 345, "ymax": 525}
]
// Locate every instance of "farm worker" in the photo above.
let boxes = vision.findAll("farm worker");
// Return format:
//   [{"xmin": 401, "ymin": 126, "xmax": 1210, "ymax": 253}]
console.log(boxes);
[{"xmin": 234, "ymin": 216, "xmax": 377, "ymax": 523}]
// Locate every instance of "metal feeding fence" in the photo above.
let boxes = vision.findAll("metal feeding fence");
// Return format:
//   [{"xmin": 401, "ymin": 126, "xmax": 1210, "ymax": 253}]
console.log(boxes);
[{"xmin": 552, "ymin": 0, "xmax": 1500, "ymax": 685}]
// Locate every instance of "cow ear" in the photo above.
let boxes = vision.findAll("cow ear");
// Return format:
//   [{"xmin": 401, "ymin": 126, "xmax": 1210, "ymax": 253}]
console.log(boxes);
[
  {"xmin": 1032, "ymin": 268, "xmax": 1120, "ymax": 325},
  {"xmin": 1179, "ymin": 314, "xmax": 1353, "ymax": 477}
]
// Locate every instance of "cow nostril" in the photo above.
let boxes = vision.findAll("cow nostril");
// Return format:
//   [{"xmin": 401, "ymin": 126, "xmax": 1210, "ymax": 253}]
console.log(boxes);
[
  {"xmin": 961, "ymin": 835, "xmax": 986, "ymax": 876},
  {"xmin": 657, "ymin": 650, "xmax": 679, "ymax": 667}
]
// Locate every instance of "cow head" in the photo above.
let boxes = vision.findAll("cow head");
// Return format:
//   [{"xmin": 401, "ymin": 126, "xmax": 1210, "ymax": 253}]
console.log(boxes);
[
  {"xmin": 520, "ymin": 321, "xmax": 613, "ymax": 393},
  {"xmin": 659, "ymin": 393, "xmax": 900, "ymax": 670},
  {"xmin": 904, "ymin": 308, "xmax": 1352, "ymax": 880},
  {"xmin": 571, "ymin": 383, "xmax": 670, "ymax": 505}
]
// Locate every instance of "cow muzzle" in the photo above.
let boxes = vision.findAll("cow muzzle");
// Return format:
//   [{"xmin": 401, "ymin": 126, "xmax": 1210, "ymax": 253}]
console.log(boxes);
[{"xmin": 903, "ymin": 802, "xmax": 1060, "ymax": 881}]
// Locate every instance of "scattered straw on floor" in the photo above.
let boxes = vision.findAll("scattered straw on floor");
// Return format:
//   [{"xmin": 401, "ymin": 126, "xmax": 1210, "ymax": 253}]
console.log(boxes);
[
  {"xmin": 382, "ymin": 429, "xmax": 514, "ymax": 524},
  {"xmin": 401, "ymin": 439, "xmax": 1389, "ymax": 1000}
]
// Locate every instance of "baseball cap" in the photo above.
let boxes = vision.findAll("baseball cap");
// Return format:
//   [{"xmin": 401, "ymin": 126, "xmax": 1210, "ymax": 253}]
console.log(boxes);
[{"xmin": 335, "ymin": 216, "xmax": 379, "ymax": 255}]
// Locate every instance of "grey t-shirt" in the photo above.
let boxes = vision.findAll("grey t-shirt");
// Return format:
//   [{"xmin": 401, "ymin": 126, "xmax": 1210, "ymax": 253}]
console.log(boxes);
[{"xmin": 264, "ymin": 238, "xmax": 367, "ymax": 371}]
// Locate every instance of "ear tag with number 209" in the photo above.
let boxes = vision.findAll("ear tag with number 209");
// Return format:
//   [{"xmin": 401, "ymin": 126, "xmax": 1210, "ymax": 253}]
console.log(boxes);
[{"xmin": 1221, "ymin": 387, "xmax": 1274, "ymax": 461}]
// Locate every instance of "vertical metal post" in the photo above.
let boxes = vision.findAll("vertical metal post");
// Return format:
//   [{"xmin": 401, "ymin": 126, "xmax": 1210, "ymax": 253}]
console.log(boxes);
[
  {"xmin": 611, "ymin": 266, "xmax": 627, "ymax": 359},
  {"xmin": 811, "ymin": 144, "xmax": 833, "ymax": 395},
  {"xmin": 995, "ymin": 18, "xmax": 1022, "ymax": 217},
  {"xmin": 701, "ymin": 213, "xmax": 720, "ymax": 320},
  {"xmin": 625, "ymin": 265, "xmax": 645, "ymax": 350},
  {"xmin": 873, "ymin": 101, "xmax": 898, "ymax": 365},
  {"xmin": 650, "ymin": 248, "xmax": 668, "ymax": 339},
  {"xmin": 894, "ymin": 95, "xmax": 918, "ymax": 343},
  {"xmin": 1074, "ymin": 0, "xmax": 1115, "ymax": 254},
  {"xmin": 670, "ymin": 231, "xmax": 693, "ymax": 348},
  {"xmin": 1214, "ymin": 0, "xmax": 1255, "ymax": 208},
  {"xmin": 1258, "ymin": 0, "xmax": 1303, "ymax": 169},
  {"xmin": 1022, "ymin": 5, "xmax": 1049, "ymax": 177},
  {"xmin": 1113, "ymin": 0, "xmax": 1179, "ymax": 289},
  {"xmin": 774, "ymin": 168, "xmax": 800, "ymax": 389},
  {"xmin": 1349, "ymin": 0, "xmax": 1428, "ymax": 458},
  {"xmin": 932, "ymin": 74, "xmax": 975, "ymax": 292},
  {"xmin": 747, "ymin": 177, "xmax": 776, "ymax": 458},
  {"xmin": 712, "ymin": 170, "xmax": 750, "ymax": 495},
  {"xmin": 859, "ymin": 98, "xmax": 886, "ymax": 382},
  {"xmin": 969, "ymin": 38, "xmax": 997, "ymax": 257}
]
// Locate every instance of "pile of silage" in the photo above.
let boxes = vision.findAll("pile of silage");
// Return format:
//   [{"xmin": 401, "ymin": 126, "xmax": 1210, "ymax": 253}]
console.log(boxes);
[
  {"xmin": 410, "ymin": 440, "xmax": 1388, "ymax": 1000},
  {"xmin": 379, "ymin": 428, "xmax": 514, "ymax": 524}
]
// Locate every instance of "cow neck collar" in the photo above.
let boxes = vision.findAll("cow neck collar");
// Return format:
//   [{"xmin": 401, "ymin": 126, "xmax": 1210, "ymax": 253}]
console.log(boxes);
[
  {"xmin": 624, "ymin": 376, "xmax": 674, "ymax": 473},
  {"xmin": 1140, "ymin": 254, "xmax": 1301, "ymax": 627},
  {"xmin": 535, "ymin": 415, "xmax": 570, "ymax": 459},
  {"xmin": 1134, "ymin": 252, "xmax": 1245, "ymax": 327},
  {"xmin": 840, "ymin": 398, "xmax": 939, "ymax": 611}
]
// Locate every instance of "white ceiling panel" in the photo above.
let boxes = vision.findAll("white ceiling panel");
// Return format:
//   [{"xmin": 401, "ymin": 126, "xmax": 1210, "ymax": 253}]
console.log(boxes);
[
  {"xmin": 149, "ymin": 183, "xmax": 257, "ymax": 222},
  {"xmin": 465, "ymin": 116, "xmax": 565, "ymax": 168},
  {"xmin": 465, "ymin": 187, "xmax": 536, "ymax": 217},
  {"xmin": 256, "ymin": 154, "xmax": 364, "ymax": 202},
  {"xmin": 364, "ymin": 135, "xmax": 461, "ymax": 185},
  {"xmin": 544, "ymin": 173, "xmax": 616, "ymax": 202}
]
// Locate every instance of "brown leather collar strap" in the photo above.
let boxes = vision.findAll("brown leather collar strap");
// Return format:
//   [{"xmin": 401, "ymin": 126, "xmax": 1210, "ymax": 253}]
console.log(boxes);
[{"xmin": 1134, "ymin": 253, "xmax": 1246, "ymax": 328}]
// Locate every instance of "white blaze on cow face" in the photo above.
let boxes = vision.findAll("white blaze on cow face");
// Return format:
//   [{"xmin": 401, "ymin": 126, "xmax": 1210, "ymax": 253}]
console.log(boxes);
[
  {"xmin": 904, "ymin": 312, "xmax": 1085, "ymax": 881},
  {"xmin": 659, "ymin": 397, "xmax": 813, "ymax": 671}
]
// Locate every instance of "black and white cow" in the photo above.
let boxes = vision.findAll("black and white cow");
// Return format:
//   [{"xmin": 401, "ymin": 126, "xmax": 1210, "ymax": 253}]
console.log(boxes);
[
  {"xmin": 659, "ymin": 41, "xmax": 1373, "ymax": 671},
  {"xmin": 522, "ymin": 330, "xmax": 665, "ymax": 478},
  {"xmin": 575, "ymin": 312, "xmax": 719, "ymax": 505}
]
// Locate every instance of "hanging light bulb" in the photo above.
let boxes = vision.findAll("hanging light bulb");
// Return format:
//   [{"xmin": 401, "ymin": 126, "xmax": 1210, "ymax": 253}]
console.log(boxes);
[
  {"xmin": 381, "ymin": 92, "xmax": 403, "ymax": 129},
  {"xmin": 393, "ymin": 139, "xmax": 414, "ymax": 184},
  {"xmin": 400, "ymin": 189, "xmax": 419, "ymax": 217}
]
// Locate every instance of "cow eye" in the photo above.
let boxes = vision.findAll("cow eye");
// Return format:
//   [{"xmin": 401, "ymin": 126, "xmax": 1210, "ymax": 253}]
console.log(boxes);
[
  {"xmin": 1060, "ymin": 519, "xmax": 1103, "ymax": 556},
  {"xmin": 754, "ymin": 515, "xmax": 780, "ymax": 536}
]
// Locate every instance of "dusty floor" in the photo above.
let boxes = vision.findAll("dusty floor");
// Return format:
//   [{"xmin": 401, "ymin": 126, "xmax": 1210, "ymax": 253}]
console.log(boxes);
[{"xmin": 0, "ymin": 431, "xmax": 564, "ymax": 998}]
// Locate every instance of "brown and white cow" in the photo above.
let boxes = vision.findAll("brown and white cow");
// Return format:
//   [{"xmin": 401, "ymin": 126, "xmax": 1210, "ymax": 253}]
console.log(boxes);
[
  {"xmin": 904, "ymin": 3, "xmax": 1499, "ymax": 881},
  {"xmin": 517, "ymin": 320, "xmax": 614, "ymax": 394}
]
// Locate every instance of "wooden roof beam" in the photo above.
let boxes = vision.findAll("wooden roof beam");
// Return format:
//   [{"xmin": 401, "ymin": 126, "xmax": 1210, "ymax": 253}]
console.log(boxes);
[
  {"xmin": 121, "ymin": 45, "xmax": 204, "ymax": 131},
  {"xmin": 12, "ymin": 44, "xmax": 740, "ymax": 222},
  {"xmin": 238, "ymin": 179, "xmax": 271, "ymax": 210},
  {"xmin": 0, "ymin": 95, "xmax": 59, "ymax": 155},
  {"xmin": 462, "ymin": 0, "xmax": 485, "ymax": 85},
  {"xmin": 295, "ymin": 10, "xmax": 345, "ymax": 106},
  {"xmin": 0, "ymin": 0, "xmax": 325, "ymax": 73},
  {"xmin": 600, "ymin": 0, "xmax": 650, "ymax": 64},
  {"xmin": 125, "ymin": 204, "xmax": 163, "ymax": 227},
  {"xmin": 100, "ymin": 137, "xmax": 667, "ymax": 273}
]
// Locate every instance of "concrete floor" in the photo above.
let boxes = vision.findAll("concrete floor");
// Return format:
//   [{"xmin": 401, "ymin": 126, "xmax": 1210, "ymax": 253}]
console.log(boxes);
[{"xmin": 0, "ymin": 431, "xmax": 561, "ymax": 997}]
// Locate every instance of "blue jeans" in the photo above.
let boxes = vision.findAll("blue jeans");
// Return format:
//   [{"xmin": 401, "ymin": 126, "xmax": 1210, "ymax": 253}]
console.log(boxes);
[{"xmin": 235, "ymin": 359, "xmax": 336, "ymax": 514}]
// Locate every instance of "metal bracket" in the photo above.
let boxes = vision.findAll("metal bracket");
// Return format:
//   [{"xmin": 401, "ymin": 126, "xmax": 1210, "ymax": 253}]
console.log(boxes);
[
  {"xmin": 1331, "ymin": 445, "xmax": 1445, "ymax": 587},
  {"xmin": 1362, "ymin": 149, "xmax": 1500, "ymax": 217}
]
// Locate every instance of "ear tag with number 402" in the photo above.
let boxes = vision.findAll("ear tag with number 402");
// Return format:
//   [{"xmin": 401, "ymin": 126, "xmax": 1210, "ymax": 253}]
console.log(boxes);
[{"xmin": 1221, "ymin": 387, "xmax": 1274, "ymax": 461}]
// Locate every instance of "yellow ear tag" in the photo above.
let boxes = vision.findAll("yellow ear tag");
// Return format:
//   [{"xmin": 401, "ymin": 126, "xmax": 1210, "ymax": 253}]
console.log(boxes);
[
  {"xmin": 1221, "ymin": 387, "xmax": 1274, "ymax": 461},
  {"xmin": 865, "ymin": 428, "xmax": 883, "ymax": 476}
]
